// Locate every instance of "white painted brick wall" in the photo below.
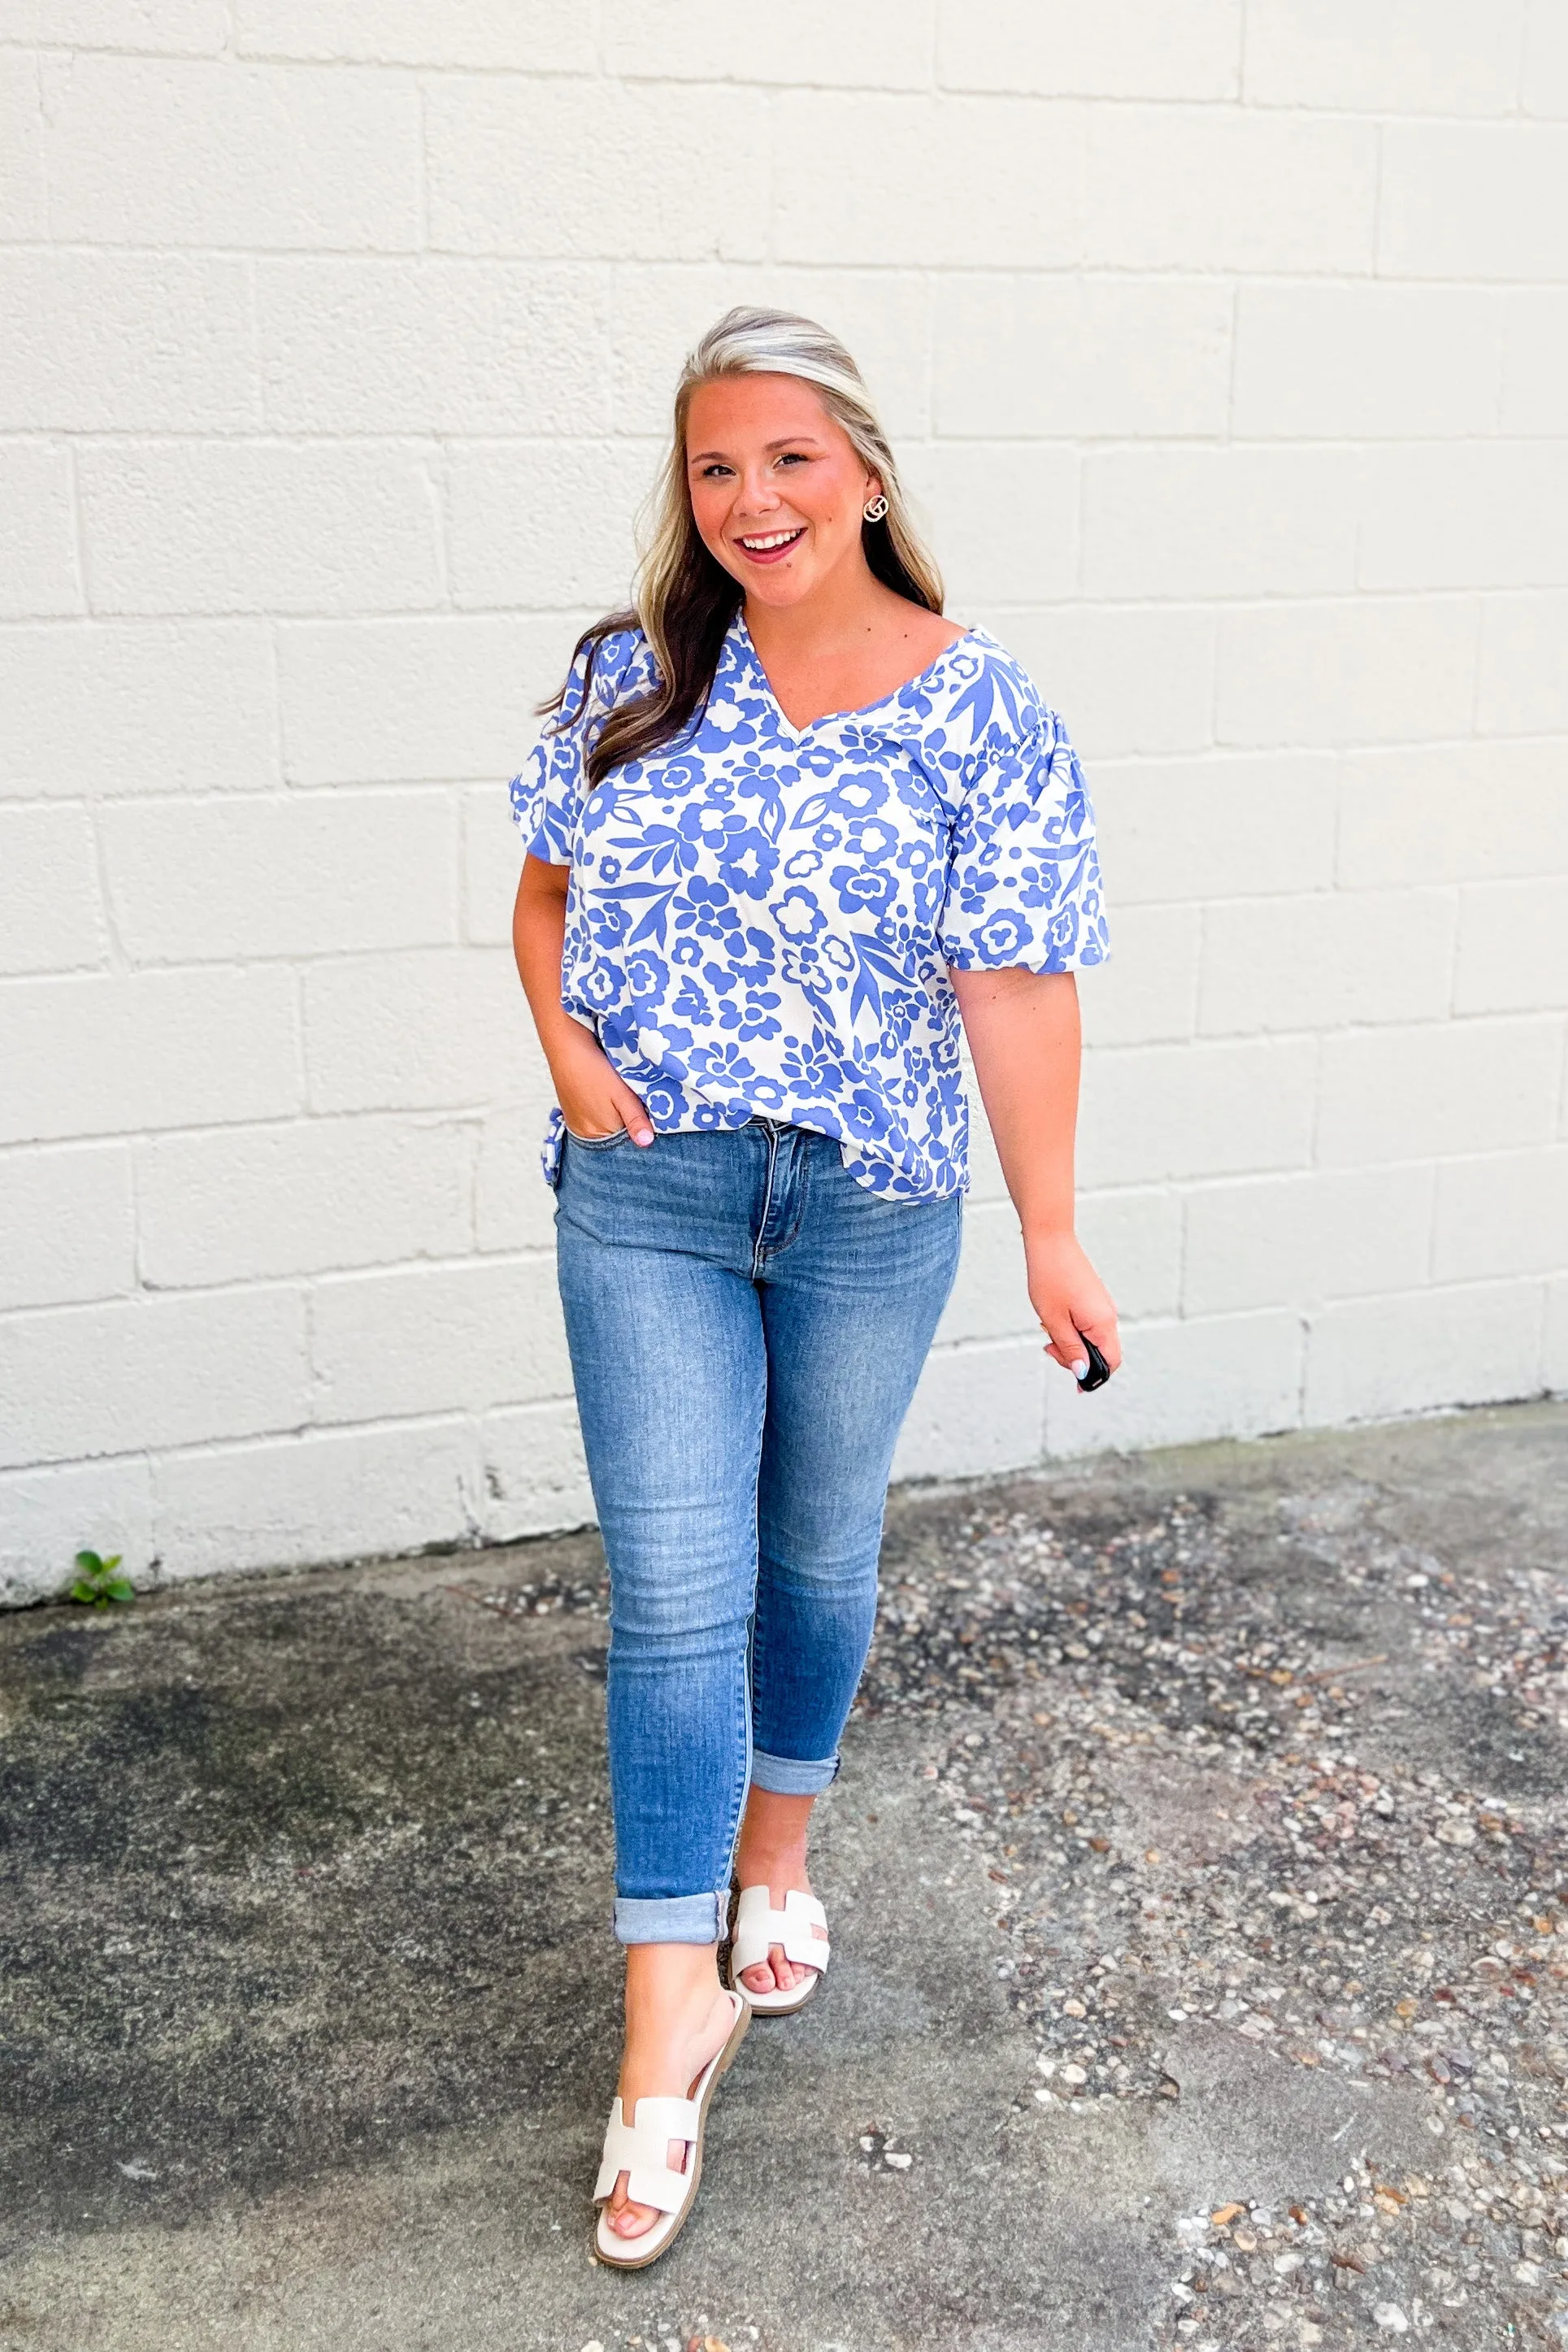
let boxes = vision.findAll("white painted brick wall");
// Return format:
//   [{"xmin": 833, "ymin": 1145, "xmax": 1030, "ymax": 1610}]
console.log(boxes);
[
  {"xmin": 99, "ymin": 790, "xmax": 458, "ymax": 963},
  {"xmin": 0, "ymin": 1143, "xmax": 134, "ymax": 1311},
  {"xmin": 77, "ymin": 440, "xmax": 447, "ymax": 616},
  {"xmin": 1231, "ymin": 285, "xmax": 1505, "ymax": 440},
  {"xmin": 2, "ymin": 8, "xmax": 1566, "ymax": 1606},
  {"xmin": 1504, "ymin": 289, "xmax": 1568, "ymax": 430},
  {"xmin": 0, "ymin": 620, "xmax": 278, "ymax": 794},
  {"xmin": 308, "ymin": 1257, "xmax": 570, "ymax": 1424},
  {"xmin": 426, "ymin": 77, "xmax": 771, "ymax": 261},
  {"xmin": 0, "ymin": 805, "xmax": 106, "ymax": 973},
  {"xmin": 1478, "ymin": 590, "xmax": 1568, "ymax": 734},
  {"xmin": 0, "ymin": 444, "xmax": 80, "ymax": 618},
  {"xmin": 1243, "ymin": 1, "xmax": 1527, "ymax": 117},
  {"xmin": 137, "ymin": 1114, "xmax": 476, "ymax": 1285},
  {"xmin": 1, "ymin": 968, "xmax": 302, "ymax": 1143},
  {"xmin": 0, "ymin": 1287, "xmax": 307, "ymax": 1468},
  {"xmin": 1378, "ymin": 121, "xmax": 1568, "ymax": 280},
  {"xmin": 40, "ymin": 54, "xmax": 423, "ymax": 249},
  {"xmin": 1083, "ymin": 106, "xmax": 1379, "ymax": 274}
]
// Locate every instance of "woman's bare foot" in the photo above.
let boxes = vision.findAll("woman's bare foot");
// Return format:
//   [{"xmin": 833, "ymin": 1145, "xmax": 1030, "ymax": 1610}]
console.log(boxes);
[
  {"xmin": 733, "ymin": 1785, "xmax": 828, "ymax": 1998},
  {"xmin": 603, "ymin": 1944, "xmax": 734, "ymax": 2243}
]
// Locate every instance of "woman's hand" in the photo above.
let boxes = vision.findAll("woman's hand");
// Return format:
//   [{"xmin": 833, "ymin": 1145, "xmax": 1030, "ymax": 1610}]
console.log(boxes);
[
  {"xmin": 1024, "ymin": 1227, "xmax": 1120, "ymax": 1384},
  {"xmin": 553, "ymin": 1022, "xmax": 656, "ymax": 1147}
]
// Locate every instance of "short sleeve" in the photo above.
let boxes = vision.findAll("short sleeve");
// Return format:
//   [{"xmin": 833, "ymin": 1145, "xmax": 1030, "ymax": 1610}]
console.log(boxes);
[
  {"xmin": 507, "ymin": 628, "xmax": 646, "ymax": 865},
  {"xmin": 939, "ymin": 713, "xmax": 1110, "ymax": 973}
]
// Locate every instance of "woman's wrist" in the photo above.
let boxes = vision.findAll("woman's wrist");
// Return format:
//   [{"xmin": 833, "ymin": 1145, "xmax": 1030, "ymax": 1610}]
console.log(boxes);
[
  {"xmin": 544, "ymin": 1016, "xmax": 607, "ymax": 1088},
  {"xmin": 1019, "ymin": 1212, "xmax": 1079, "ymax": 1249}
]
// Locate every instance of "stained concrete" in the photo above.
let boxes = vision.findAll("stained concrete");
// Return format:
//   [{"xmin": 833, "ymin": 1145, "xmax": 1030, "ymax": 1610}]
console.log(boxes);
[{"xmin": 1, "ymin": 1403, "xmax": 1564, "ymax": 2350}]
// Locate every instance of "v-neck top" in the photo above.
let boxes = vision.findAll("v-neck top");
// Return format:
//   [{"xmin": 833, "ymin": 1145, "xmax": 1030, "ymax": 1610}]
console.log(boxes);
[{"xmin": 510, "ymin": 612, "xmax": 1109, "ymax": 1200}]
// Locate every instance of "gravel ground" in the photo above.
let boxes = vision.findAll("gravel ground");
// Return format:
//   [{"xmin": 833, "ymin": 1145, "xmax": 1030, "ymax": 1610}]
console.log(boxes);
[
  {"xmin": 2, "ymin": 1402, "xmax": 1564, "ymax": 2350},
  {"xmin": 851, "ymin": 1443, "xmax": 1568, "ymax": 2348}
]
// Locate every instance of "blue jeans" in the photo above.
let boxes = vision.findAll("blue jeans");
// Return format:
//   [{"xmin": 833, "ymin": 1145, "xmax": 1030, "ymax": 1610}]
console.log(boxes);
[{"xmin": 554, "ymin": 1120, "xmax": 962, "ymax": 1946}]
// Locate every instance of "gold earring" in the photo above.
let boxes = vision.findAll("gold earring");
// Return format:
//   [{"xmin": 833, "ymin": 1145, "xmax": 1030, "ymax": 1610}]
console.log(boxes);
[{"xmin": 862, "ymin": 493, "xmax": 889, "ymax": 523}]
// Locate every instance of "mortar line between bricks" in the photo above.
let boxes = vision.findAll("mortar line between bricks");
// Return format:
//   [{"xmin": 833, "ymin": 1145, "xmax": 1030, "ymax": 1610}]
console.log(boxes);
[
  {"xmin": 1234, "ymin": 0, "xmax": 1253, "ymax": 100},
  {"xmin": 28, "ymin": 27, "xmax": 1557, "ymax": 123},
  {"xmin": 34, "ymin": 429, "xmax": 1568, "ymax": 452},
  {"xmin": 762, "ymin": 85, "xmax": 778, "ymax": 268},
  {"xmin": 61, "ymin": 437, "xmax": 88, "ymax": 618},
  {"xmin": 7, "ymin": 1417, "xmax": 587, "ymax": 1490},
  {"xmin": 1223, "ymin": 275, "xmax": 1240, "ymax": 441},
  {"xmin": 128, "ymin": 1117, "xmax": 150, "ymax": 1295},
  {"xmin": 19, "ymin": 1129, "xmax": 1561, "ymax": 1177},
  {"xmin": 85, "ymin": 793, "xmax": 128, "ymax": 981},
  {"xmin": 0, "ymin": 1245, "xmax": 563, "ymax": 1316},
  {"xmin": 13, "ymin": 239, "xmax": 1568, "ymax": 286},
  {"xmin": 0, "ymin": 1407, "xmax": 524, "ymax": 1484},
  {"xmin": 397, "ymin": 67, "xmax": 1568, "ymax": 122},
  {"xmin": 1510, "ymin": 2, "xmax": 1531, "ymax": 115},
  {"xmin": 26, "ymin": 428, "xmax": 1568, "ymax": 454},
  {"xmin": 13, "ymin": 587, "xmax": 1542, "ymax": 627}
]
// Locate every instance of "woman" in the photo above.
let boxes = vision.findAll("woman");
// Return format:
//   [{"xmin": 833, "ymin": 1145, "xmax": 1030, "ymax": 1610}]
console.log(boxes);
[{"xmin": 510, "ymin": 306, "xmax": 1118, "ymax": 2268}]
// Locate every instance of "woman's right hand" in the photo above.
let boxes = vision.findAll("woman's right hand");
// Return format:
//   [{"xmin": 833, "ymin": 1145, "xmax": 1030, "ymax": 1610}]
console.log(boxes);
[{"xmin": 552, "ymin": 1028, "xmax": 656, "ymax": 1146}]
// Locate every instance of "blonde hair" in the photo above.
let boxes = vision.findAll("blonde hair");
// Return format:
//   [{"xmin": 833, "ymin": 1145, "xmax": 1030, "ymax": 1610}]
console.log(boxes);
[{"xmin": 545, "ymin": 306, "xmax": 945, "ymax": 785}]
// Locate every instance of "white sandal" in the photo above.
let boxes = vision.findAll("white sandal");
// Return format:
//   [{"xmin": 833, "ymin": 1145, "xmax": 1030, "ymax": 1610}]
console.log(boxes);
[
  {"xmin": 727, "ymin": 1885, "xmax": 831, "ymax": 2015},
  {"xmin": 592, "ymin": 1989, "xmax": 749, "ymax": 2270}
]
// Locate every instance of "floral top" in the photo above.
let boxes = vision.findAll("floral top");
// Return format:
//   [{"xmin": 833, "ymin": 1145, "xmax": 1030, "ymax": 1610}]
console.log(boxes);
[{"xmin": 510, "ymin": 613, "xmax": 1108, "ymax": 1200}]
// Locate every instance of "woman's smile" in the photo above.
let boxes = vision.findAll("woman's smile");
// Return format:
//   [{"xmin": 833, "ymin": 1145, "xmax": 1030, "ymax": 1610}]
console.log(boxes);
[{"xmin": 732, "ymin": 524, "xmax": 807, "ymax": 563}]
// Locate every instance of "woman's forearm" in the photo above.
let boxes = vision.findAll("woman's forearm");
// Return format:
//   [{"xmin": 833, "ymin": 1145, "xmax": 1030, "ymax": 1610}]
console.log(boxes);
[
  {"xmin": 512, "ymin": 854, "xmax": 654, "ymax": 1144},
  {"xmin": 949, "ymin": 965, "xmax": 1118, "ymax": 1377},
  {"xmin": 949, "ymin": 966, "xmax": 1080, "ymax": 1237},
  {"xmin": 512, "ymin": 854, "xmax": 585, "ymax": 1078}
]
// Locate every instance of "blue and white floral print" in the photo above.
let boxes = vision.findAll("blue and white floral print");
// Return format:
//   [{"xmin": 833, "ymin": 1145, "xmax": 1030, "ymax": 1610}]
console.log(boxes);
[{"xmin": 510, "ymin": 614, "xmax": 1108, "ymax": 1200}]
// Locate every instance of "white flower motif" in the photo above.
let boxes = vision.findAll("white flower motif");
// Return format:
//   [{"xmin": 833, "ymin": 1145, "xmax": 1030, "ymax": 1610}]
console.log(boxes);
[{"xmin": 773, "ymin": 887, "xmax": 824, "ymax": 938}]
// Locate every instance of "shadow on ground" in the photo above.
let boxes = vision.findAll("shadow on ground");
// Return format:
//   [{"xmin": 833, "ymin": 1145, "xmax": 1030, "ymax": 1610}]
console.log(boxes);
[{"xmin": 2, "ymin": 1404, "xmax": 1565, "ymax": 2350}]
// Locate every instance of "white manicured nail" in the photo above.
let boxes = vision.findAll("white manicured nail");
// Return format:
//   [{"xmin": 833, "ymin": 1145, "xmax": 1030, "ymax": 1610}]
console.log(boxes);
[{"xmin": 1071, "ymin": 1359, "xmax": 1089, "ymax": 1380}]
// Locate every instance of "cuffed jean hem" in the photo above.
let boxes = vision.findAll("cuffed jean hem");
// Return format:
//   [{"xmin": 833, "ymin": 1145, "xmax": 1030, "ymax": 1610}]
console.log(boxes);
[
  {"xmin": 749, "ymin": 1745, "xmax": 840, "ymax": 1797},
  {"xmin": 613, "ymin": 1889, "xmax": 729, "ymax": 1946}
]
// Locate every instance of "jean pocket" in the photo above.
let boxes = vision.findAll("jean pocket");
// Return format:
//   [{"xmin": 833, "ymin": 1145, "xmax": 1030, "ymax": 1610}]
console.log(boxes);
[{"xmin": 562, "ymin": 1124, "xmax": 630, "ymax": 1151}]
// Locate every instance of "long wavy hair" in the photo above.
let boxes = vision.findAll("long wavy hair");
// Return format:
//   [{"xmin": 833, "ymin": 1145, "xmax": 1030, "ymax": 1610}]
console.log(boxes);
[{"xmin": 540, "ymin": 306, "xmax": 945, "ymax": 785}]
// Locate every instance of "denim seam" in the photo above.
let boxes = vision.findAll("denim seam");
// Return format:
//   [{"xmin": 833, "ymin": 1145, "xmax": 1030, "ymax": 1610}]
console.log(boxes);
[
  {"xmin": 750, "ymin": 1119, "xmax": 780, "ymax": 1282},
  {"xmin": 755, "ymin": 1123, "xmax": 813, "ymax": 1273},
  {"xmin": 749, "ymin": 1528, "xmax": 769, "ymax": 1798},
  {"xmin": 719, "ymin": 1576, "xmax": 756, "ymax": 1911},
  {"xmin": 771, "ymin": 1124, "xmax": 810, "ymax": 1260},
  {"xmin": 719, "ymin": 1376, "xmax": 767, "ymax": 1906}
]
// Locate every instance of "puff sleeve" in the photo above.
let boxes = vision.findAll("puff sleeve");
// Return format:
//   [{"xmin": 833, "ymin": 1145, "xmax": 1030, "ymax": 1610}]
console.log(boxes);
[
  {"xmin": 507, "ymin": 627, "xmax": 647, "ymax": 865},
  {"xmin": 939, "ymin": 711, "xmax": 1110, "ymax": 972}
]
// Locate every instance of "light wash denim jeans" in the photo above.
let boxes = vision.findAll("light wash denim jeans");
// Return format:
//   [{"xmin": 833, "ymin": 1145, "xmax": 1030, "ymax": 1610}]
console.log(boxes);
[{"xmin": 554, "ymin": 1120, "xmax": 962, "ymax": 1946}]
